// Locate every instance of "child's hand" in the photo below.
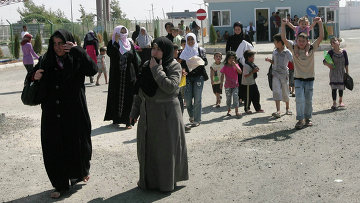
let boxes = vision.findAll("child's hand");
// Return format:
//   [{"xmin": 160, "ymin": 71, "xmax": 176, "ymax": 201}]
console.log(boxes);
[
  {"xmin": 265, "ymin": 57, "xmax": 271, "ymax": 62},
  {"xmin": 313, "ymin": 17, "xmax": 321, "ymax": 22},
  {"xmin": 282, "ymin": 18, "xmax": 288, "ymax": 24},
  {"xmin": 231, "ymin": 60, "xmax": 237, "ymax": 67},
  {"xmin": 253, "ymin": 67, "xmax": 260, "ymax": 73}
]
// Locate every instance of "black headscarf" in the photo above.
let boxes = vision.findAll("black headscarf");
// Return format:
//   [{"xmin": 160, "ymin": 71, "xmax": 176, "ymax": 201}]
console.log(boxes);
[
  {"xmin": 43, "ymin": 29, "xmax": 75, "ymax": 67},
  {"xmin": 132, "ymin": 25, "xmax": 140, "ymax": 42},
  {"xmin": 83, "ymin": 31, "xmax": 99, "ymax": 47},
  {"xmin": 138, "ymin": 37, "xmax": 174, "ymax": 97}
]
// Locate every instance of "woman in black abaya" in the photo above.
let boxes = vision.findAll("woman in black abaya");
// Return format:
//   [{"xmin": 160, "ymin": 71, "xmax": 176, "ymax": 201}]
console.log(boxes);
[{"xmin": 32, "ymin": 29, "xmax": 98, "ymax": 198}]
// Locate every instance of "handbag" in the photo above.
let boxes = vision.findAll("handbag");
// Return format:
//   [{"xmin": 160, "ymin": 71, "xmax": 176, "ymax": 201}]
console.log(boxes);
[
  {"xmin": 267, "ymin": 64, "xmax": 273, "ymax": 91},
  {"xmin": 21, "ymin": 76, "xmax": 41, "ymax": 106},
  {"xmin": 344, "ymin": 73, "xmax": 353, "ymax": 90}
]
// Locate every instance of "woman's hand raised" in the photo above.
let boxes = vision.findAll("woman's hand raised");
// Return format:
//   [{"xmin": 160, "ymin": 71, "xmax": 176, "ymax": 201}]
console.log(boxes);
[{"xmin": 149, "ymin": 57, "xmax": 162, "ymax": 69}]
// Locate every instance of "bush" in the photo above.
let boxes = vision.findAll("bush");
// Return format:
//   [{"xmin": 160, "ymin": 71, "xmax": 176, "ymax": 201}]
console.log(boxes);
[
  {"xmin": 209, "ymin": 24, "xmax": 217, "ymax": 45},
  {"xmin": 14, "ymin": 35, "xmax": 20, "ymax": 59},
  {"xmin": 33, "ymin": 32, "xmax": 42, "ymax": 54},
  {"xmin": 73, "ymin": 34, "xmax": 82, "ymax": 47},
  {"xmin": 97, "ymin": 33, "xmax": 103, "ymax": 44},
  {"xmin": 323, "ymin": 23, "xmax": 328, "ymax": 41},
  {"xmin": 0, "ymin": 47, "xmax": 4, "ymax": 58},
  {"xmin": 103, "ymin": 30, "xmax": 109, "ymax": 46},
  {"xmin": 154, "ymin": 27, "xmax": 159, "ymax": 39}
]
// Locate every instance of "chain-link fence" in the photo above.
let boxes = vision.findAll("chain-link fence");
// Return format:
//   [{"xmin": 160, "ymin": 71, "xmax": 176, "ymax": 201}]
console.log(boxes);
[{"xmin": 0, "ymin": 18, "xmax": 208, "ymax": 58}]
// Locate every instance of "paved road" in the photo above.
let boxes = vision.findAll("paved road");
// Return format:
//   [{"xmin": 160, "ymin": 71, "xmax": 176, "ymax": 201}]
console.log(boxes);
[{"xmin": 1, "ymin": 29, "xmax": 360, "ymax": 202}]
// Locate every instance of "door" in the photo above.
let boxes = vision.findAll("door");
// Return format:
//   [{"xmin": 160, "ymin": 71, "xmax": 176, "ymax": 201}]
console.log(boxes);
[
  {"xmin": 255, "ymin": 8, "xmax": 269, "ymax": 42},
  {"xmin": 276, "ymin": 7, "xmax": 291, "ymax": 19}
]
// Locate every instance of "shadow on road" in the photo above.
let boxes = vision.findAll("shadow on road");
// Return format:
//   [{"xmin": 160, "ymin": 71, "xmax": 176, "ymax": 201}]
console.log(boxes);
[
  {"xmin": 7, "ymin": 184, "xmax": 85, "ymax": 203},
  {"xmin": 240, "ymin": 128, "xmax": 296, "ymax": 142},
  {"xmin": 242, "ymin": 115, "xmax": 275, "ymax": 126},
  {"xmin": 89, "ymin": 186, "xmax": 185, "ymax": 203},
  {"xmin": 201, "ymin": 104, "xmax": 227, "ymax": 115},
  {"xmin": 313, "ymin": 107, "xmax": 346, "ymax": 115},
  {"xmin": 91, "ymin": 124, "xmax": 127, "ymax": 137},
  {"xmin": 0, "ymin": 90, "xmax": 22, "ymax": 95},
  {"xmin": 123, "ymin": 138, "xmax": 137, "ymax": 144}
]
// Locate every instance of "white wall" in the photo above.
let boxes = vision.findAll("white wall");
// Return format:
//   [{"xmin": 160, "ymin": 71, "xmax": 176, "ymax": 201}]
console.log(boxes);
[{"xmin": 340, "ymin": 7, "xmax": 360, "ymax": 30}]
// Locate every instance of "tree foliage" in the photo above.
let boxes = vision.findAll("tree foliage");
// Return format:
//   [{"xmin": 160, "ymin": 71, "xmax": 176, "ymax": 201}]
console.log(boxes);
[
  {"xmin": 33, "ymin": 32, "xmax": 42, "ymax": 54},
  {"xmin": 17, "ymin": 0, "xmax": 70, "ymax": 23},
  {"xmin": 209, "ymin": 24, "xmax": 217, "ymax": 45},
  {"xmin": 110, "ymin": 0, "xmax": 126, "ymax": 20},
  {"xmin": 14, "ymin": 35, "xmax": 20, "ymax": 59},
  {"xmin": 103, "ymin": 31, "xmax": 109, "ymax": 47},
  {"xmin": 78, "ymin": 4, "xmax": 96, "ymax": 24}
]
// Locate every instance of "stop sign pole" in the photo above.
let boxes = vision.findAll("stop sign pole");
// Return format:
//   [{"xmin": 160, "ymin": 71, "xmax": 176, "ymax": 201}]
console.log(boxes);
[{"xmin": 196, "ymin": 9, "xmax": 207, "ymax": 46}]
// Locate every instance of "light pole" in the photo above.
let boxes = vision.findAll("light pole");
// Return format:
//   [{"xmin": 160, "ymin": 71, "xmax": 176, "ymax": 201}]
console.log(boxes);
[{"xmin": 71, "ymin": 0, "xmax": 74, "ymax": 33}]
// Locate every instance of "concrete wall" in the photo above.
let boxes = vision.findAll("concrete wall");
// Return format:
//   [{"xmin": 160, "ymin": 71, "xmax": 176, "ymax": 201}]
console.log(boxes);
[{"xmin": 339, "ymin": 7, "xmax": 360, "ymax": 30}]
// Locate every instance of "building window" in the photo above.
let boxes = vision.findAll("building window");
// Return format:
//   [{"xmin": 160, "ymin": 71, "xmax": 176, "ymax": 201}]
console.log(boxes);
[
  {"xmin": 212, "ymin": 10, "xmax": 231, "ymax": 27},
  {"xmin": 318, "ymin": 7, "xmax": 335, "ymax": 23}
]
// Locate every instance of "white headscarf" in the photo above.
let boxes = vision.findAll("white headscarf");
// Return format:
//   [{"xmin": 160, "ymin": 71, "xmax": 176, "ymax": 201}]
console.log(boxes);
[
  {"xmin": 235, "ymin": 40, "xmax": 254, "ymax": 65},
  {"xmin": 112, "ymin": 25, "xmax": 131, "ymax": 54},
  {"xmin": 179, "ymin": 33, "xmax": 199, "ymax": 61},
  {"xmin": 136, "ymin": 27, "xmax": 152, "ymax": 48}
]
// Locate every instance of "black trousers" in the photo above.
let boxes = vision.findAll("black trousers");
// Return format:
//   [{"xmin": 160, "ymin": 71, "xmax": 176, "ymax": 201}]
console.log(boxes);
[
  {"xmin": 244, "ymin": 84, "xmax": 261, "ymax": 112},
  {"xmin": 24, "ymin": 64, "xmax": 34, "ymax": 73}
]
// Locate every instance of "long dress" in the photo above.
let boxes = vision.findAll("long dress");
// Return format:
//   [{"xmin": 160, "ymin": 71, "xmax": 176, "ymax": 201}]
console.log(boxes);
[
  {"xmin": 130, "ymin": 60, "xmax": 189, "ymax": 192},
  {"xmin": 104, "ymin": 40, "xmax": 139, "ymax": 125},
  {"xmin": 36, "ymin": 44, "xmax": 98, "ymax": 191},
  {"xmin": 329, "ymin": 50, "xmax": 348, "ymax": 90}
]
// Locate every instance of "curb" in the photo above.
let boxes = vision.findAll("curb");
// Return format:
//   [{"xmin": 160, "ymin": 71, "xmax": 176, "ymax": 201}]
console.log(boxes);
[{"xmin": 0, "ymin": 59, "xmax": 38, "ymax": 70}]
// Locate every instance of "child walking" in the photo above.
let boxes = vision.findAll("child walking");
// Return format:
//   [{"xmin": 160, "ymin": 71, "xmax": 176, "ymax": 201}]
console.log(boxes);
[
  {"xmin": 210, "ymin": 52, "xmax": 224, "ymax": 107},
  {"xmin": 286, "ymin": 16, "xmax": 316, "ymax": 56},
  {"xmin": 220, "ymin": 51, "xmax": 242, "ymax": 118},
  {"xmin": 95, "ymin": 47, "xmax": 108, "ymax": 86},
  {"xmin": 265, "ymin": 33, "xmax": 293, "ymax": 118},
  {"xmin": 323, "ymin": 37, "xmax": 349, "ymax": 110},
  {"xmin": 242, "ymin": 50, "xmax": 264, "ymax": 114}
]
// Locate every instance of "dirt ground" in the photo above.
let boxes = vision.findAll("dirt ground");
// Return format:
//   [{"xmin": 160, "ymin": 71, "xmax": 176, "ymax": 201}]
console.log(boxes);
[{"xmin": 1, "ymin": 29, "xmax": 360, "ymax": 202}]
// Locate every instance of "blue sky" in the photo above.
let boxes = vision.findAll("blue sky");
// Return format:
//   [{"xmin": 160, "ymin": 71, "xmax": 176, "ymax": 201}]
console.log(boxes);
[{"xmin": 0, "ymin": 0, "xmax": 206, "ymax": 24}]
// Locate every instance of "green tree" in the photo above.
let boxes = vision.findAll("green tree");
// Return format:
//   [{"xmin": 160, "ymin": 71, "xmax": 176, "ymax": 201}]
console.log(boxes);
[
  {"xmin": 33, "ymin": 32, "xmax": 42, "ymax": 54},
  {"xmin": 154, "ymin": 27, "xmax": 159, "ymax": 39},
  {"xmin": 18, "ymin": 0, "xmax": 70, "ymax": 23},
  {"xmin": 73, "ymin": 34, "xmax": 82, "ymax": 47},
  {"xmin": 323, "ymin": 23, "xmax": 328, "ymax": 41},
  {"xmin": 0, "ymin": 47, "xmax": 4, "ymax": 58},
  {"xmin": 14, "ymin": 35, "xmax": 20, "ymax": 59},
  {"xmin": 78, "ymin": 4, "xmax": 96, "ymax": 24},
  {"xmin": 209, "ymin": 24, "xmax": 217, "ymax": 45},
  {"xmin": 110, "ymin": 0, "xmax": 126, "ymax": 20},
  {"xmin": 103, "ymin": 30, "xmax": 109, "ymax": 46}
]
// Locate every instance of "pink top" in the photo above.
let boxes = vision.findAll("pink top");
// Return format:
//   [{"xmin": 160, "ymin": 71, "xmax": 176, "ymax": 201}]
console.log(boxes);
[
  {"xmin": 295, "ymin": 26, "xmax": 310, "ymax": 37},
  {"xmin": 21, "ymin": 43, "xmax": 39, "ymax": 65},
  {"xmin": 220, "ymin": 64, "xmax": 240, "ymax": 88},
  {"xmin": 86, "ymin": 45, "xmax": 97, "ymax": 64}
]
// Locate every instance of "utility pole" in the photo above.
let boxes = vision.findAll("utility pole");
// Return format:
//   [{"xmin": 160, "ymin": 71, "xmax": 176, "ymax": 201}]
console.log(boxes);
[{"xmin": 151, "ymin": 4, "xmax": 155, "ymax": 21}]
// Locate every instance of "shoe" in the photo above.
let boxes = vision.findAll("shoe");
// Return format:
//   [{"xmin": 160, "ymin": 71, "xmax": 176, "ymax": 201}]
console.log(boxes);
[
  {"xmin": 191, "ymin": 122, "xmax": 200, "ymax": 127},
  {"xmin": 50, "ymin": 188, "xmax": 68, "ymax": 199},
  {"xmin": 95, "ymin": 83, "xmax": 100, "ymax": 86},
  {"xmin": 285, "ymin": 110, "xmax": 292, "ymax": 115},
  {"xmin": 189, "ymin": 117, "xmax": 194, "ymax": 123},
  {"xmin": 256, "ymin": 109, "xmax": 265, "ymax": 113},
  {"xmin": 272, "ymin": 112, "xmax": 281, "ymax": 118},
  {"xmin": 331, "ymin": 105, "xmax": 337, "ymax": 110},
  {"xmin": 295, "ymin": 120, "xmax": 305, "ymax": 129},
  {"xmin": 216, "ymin": 104, "xmax": 220, "ymax": 108},
  {"xmin": 291, "ymin": 93, "xmax": 295, "ymax": 97},
  {"xmin": 226, "ymin": 113, "xmax": 231, "ymax": 116},
  {"xmin": 338, "ymin": 103, "xmax": 345, "ymax": 107},
  {"xmin": 185, "ymin": 125, "xmax": 191, "ymax": 133},
  {"xmin": 245, "ymin": 110, "xmax": 252, "ymax": 114},
  {"xmin": 305, "ymin": 119, "xmax": 313, "ymax": 127},
  {"xmin": 235, "ymin": 112, "xmax": 242, "ymax": 119}
]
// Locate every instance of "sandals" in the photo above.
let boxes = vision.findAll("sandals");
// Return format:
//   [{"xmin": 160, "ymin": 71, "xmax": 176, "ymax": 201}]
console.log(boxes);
[
  {"xmin": 305, "ymin": 119, "xmax": 313, "ymax": 127},
  {"xmin": 338, "ymin": 103, "xmax": 345, "ymax": 107},
  {"xmin": 285, "ymin": 110, "xmax": 292, "ymax": 115},
  {"xmin": 245, "ymin": 110, "xmax": 252, "ymax": 114},
  {"xmin": 331, "ymin": 105, "xmax": 337, "ymax": 110},
  {"xmin": 295, "ymin": 120, "xmax": 305, "ymax": 129},
  {"xmin": 226, "ymin": 113, "xmax": 231, "ymax": 116},
  {"xmin": 272, "ymin": 112, "xmax": 281, "ymax": 118},
  {"xmin": 50, "ymin": 188, "xmax": 68, "ymax": 199},
  {"xmin": 256, "ymin": 109, "xmax": 265, "ymax": 113},
  {"xmin": 235, "ymin": 112, "xmax": 242, "ymax": 119}
]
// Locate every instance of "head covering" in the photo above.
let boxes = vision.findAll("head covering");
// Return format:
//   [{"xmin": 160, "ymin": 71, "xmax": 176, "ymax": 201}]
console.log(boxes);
[
  {"xmin": 132, "ymin": 24, "xmax": 141, "ymax": 42},
  {"xmin": 21, "ymin": 33, "xmax": 32, "ymax": 46},
  {"xmin": 47, "ymin": 29, "xmax": 74, "ymax": 56},
  {"xmin": 136, "ymin": 27, "xmax": 152, "ymax": 48},
  {"xmin": 84, "ymin": 30, "xmax": 98, "ymax": 43},
  {"xmin": 153, "ymin": 36, "xmax": 174, "ymax": 67},
  {"xmin": 179, "ymin": 33, "xmax": 199, "ymax": 61},
  {"xmin": 138, "ymin": 37, "xmax": 174, "ymax": 97},
  {"xmin": 112, "ymin": 25, "xmax": 131, "ymax": 55}
]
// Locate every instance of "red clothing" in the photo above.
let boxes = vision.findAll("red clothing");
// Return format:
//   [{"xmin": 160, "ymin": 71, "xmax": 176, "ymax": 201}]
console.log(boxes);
[
  {"xmin": 86, "ymin": 45, "xmax": 97, "ymax": 64},
  {"xmin": 288, "ymin": 61, "xmax": 294, "ymax": 70},
  {"xmin": 275, "ymin": 16, "xmax": 281, "ymax": 26},
  {"xmin": 220, "ymin": 64, "xmax": 240, "ymax": 88}
]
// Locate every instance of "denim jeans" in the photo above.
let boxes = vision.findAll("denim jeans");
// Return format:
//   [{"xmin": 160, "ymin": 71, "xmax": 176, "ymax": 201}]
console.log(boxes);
[
  {"xmin": 295, "ymin": 80, "xmax": 314, "ymax": 120},
  {"xmin": 225, "ymin": 87, "xmax": 239, "ymax": 109},
  {"xmin": 185, "ymin": 76, "xmax": 204, "ymax": 123}
]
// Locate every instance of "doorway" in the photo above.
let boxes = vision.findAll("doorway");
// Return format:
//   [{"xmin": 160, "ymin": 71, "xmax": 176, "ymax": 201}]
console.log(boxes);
[{"xmin": 255, "ymin": 8, "xmax": 269, "ymax": 42}]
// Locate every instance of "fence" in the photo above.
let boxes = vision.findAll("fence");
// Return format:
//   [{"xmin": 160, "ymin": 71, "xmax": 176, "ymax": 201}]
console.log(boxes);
[{"xmin": 0, "ymin": 18, "xmax": 209, "ymax": 58}]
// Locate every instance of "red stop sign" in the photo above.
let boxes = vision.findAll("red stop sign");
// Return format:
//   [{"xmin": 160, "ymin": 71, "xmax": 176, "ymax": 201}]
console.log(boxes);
[{"xmin": 196, "ymin": 9, "xmax": 207, "ymax": 20}]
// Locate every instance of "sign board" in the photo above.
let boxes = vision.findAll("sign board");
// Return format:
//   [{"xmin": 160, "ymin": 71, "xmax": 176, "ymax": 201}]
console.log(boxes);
[
  {"xmin": 329, "ymin": 1, "xmax": 339, "ymax": 10},
  {"xmin": 306, "ymin": 5, "xmax": 318, "ymax": 18},
  {"xmin": 196, "ymin": 9, "xmax": 207, "ymax": 20}
]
